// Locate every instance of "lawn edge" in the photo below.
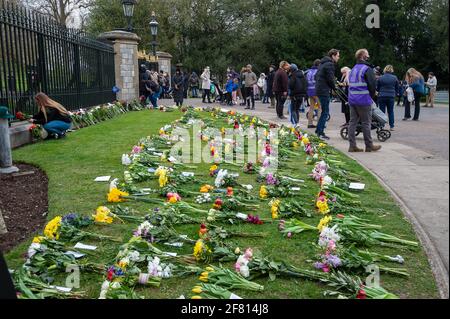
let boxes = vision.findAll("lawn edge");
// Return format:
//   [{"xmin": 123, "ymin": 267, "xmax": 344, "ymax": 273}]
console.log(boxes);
[{"xmin": 343, "ymin": 151, "xmax": 448, "ymax": 299}]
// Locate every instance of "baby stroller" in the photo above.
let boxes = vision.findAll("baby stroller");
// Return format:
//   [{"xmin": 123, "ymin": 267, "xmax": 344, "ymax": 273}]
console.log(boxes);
[
  {"xmin": 336, "ymin": 86, "xmax": 391, "ymax": 142},
  {"xmin": 211, "ymin": 80, "xmax": 226, "ymax": 104}
]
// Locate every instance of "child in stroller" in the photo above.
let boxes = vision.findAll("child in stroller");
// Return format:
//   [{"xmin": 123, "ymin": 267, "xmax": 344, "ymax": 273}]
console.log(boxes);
[
  {"xmin": 211, "ymin": 77, "xmax": 225, "ymax": 104},
  {"xmin": 335, "ymin": 85, "xmax": 392, "ymax": 142}
]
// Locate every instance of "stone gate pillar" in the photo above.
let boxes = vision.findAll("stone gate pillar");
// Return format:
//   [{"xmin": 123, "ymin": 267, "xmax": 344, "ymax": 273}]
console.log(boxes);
[{"xmin": 98, "ymin": 31, "xmax": 141, "ymax": 102}]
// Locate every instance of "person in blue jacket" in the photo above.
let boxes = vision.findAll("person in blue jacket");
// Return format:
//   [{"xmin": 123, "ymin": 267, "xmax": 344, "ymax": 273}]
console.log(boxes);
[
  {"xmin": 403, "ymin": 68, "xmax": 425, "ymax": 121},
  {"xmin": 376, "ymin": 65, "xmax": 399, "ymax": 130}
]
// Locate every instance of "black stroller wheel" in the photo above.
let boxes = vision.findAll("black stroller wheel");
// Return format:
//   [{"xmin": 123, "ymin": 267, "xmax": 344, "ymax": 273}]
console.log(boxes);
[
  {"xmin": 340, "ymin": 126, "xmax": 349, "ymax": 140},
  {"xmin": 326, "ymin": 114, "xmax": 331, "ymax": 121},
  {"xmin": 377, "ymin": 129, "xmax": 391, "ymax": 142}
]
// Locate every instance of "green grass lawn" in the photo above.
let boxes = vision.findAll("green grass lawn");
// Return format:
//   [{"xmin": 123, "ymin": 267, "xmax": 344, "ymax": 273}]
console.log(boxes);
[{"xmin": 6, "ymin": 109, "xmax": 439, "ymax": 299}]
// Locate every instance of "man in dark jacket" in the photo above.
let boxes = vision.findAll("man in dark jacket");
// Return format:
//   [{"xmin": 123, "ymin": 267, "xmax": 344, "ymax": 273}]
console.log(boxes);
[
  {"xmin": 272, "ymin": 61, "xmax": 290, "ymax": 119},
  {"xmin": 288, "ymin": 64, "xmax": 307, "ymax": 126},
  {"xmin": 348, "ymin": 48, "xmax": 381, "ymax": 152},
  {"xmin": 315, "ymin": 49, "xmax": 340, "ymax": 140},
  {"xmin": 266, "ymin": 65, "xmax": 276, "ymax": 108}
]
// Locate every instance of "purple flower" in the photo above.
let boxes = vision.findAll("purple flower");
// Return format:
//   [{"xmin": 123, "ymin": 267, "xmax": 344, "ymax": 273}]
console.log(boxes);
[
  {"xmin": 62, "ymin": 213, "xmax": 78, "ymax": 225},
  {"xmin": 326, "ymin": 254, "xmax": 342, "ymax": 268},
  {"xmin": 314, "ymin": 262, "xmax": 325, "ymax": 270},
  {"xmin": 266, "ymin": 173, "xmax": 278, "ymax": 185}
]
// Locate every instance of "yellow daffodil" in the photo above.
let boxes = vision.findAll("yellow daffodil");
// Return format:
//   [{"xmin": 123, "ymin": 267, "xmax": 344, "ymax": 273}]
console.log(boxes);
[
  {"xmin": 200, "ymin": 184, "xmax": 214, "ymax": 193},
  {"xmin": 193, "ymin": 239, "xmax": 204, "ymax": 261},
  {"xmin": 302, "ymin": 137, "xmax": 310, "ymax": 145},
  {"xmin": 32, "ymin": 236, "xmax": 45, "ymax": 244},
  {"xmin": 155, "ymin": 167, "xmax": 169, "ymax": 188},
  {"xmin": 93, "ymin": 206, "xmax": 114, "ymax": 224},
  {"xmin": 316, "ymin": 199, "xmax": 330, "ymax": 214},
  {"xmin": 259, "ymin": 185, "xmax": 268, "ymax": 199},
  {"xmin": 44, "ymin": 216, "xmax": 62, "ymax": 240},
  {"xmin": 317, "ymin": 215, "xmax": 332, "ymax": 232},
  {"xmin": 107, "ymin": 187, "xmax": 129, "ymax": 203},
  {"xmin": 270, "ymin": 199, "xmax": 281, "ymax": 219}
]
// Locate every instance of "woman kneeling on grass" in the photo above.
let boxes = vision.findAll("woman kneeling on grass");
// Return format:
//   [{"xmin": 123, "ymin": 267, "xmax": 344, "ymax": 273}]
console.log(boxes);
[{"xmin": 29, "ymin": 92, "xmax": 72, "ymax": 139}]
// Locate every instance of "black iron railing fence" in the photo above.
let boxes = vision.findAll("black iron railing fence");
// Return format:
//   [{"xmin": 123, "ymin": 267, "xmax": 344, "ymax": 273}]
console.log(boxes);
[{"xmin": 0, "ymin": 0, "xmax": 116, "ymax": 115}]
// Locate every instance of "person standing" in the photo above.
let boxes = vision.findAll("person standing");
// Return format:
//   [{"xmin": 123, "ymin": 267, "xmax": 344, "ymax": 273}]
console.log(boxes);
[
  {"xmin": 266, "ymin": 65, "xmax": 276, "ymax": 108},
  {"xmin": 239, "ymin": 66, "xmax": 247, "ymax": 106},
  {"xmin": 315, "ymin": 49, "xmax": 340, "ymax": 140},
  {"xmin": 243, "ymin": 64, "xmax": 257, "ymax": 110},
  {"xmin": 376, "ymin": 65, "xmax": 399, "ymax": 130},
  {"xmin": 257, "ymin": 73, "xmax": 267, "ymax": 102},
  {"xmin": 288, "ymin": 64, "xmax": 307, "ymax": 127},
  {"xmin": 201, "ymin": 67, "xmax": 212, "ymax": 103},
  {"xmin": 347, "ymin": 49, "xmax": 381, "ymax": 152},
  {"xmin": 403, "ymin": 68, "xmax": 425, "ymax": 121},
  {"xmin": 172, "ymin": 69, "xmax": 185, "ymax": 106},
  {"xmin": 189, "ymin": 71, "xmax": 200, "ymax": 98},
  {"xmin": 306, "ymin": 59, "xmax": 321, "ymax": 128},
  {"xmin": 396, "ymin": 79, "xmax": 405, "ymax": 106},
  {"xmin": 338, "ymin": 66, "xmax": 351, "ymax": 126},
  {"xmin": 273, "ymin": 61, "xmax": 290, "ymax": 119},
  {"xmin": 425, "ymin": 72, "xmax": 438, "ymax": 108}
]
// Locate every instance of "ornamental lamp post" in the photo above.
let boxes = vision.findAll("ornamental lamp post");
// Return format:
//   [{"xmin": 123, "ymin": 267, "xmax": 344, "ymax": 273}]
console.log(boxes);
[
  {"xmin": 149, "ymin": 11, "xmax": 159, "ymax": 60},
  {"xmin": 122, "ymin": 0, "xmax": 137, "ymax": 32}
]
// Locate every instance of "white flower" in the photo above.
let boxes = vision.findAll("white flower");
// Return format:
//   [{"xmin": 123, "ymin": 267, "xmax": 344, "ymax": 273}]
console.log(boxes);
[
  {"xmin": 122, "ymin": 154, "xmax": 132, "ymax": 165},
  {"xmin": 237, "ymin": 255, "xmax": 249, "ymax": 267},
  {"xmin": 111, "ymin": 282, "xmax": 121, "ymax": 289},
  {"xmin": 128, "ymin": 251, "xmax": 140, "ymax": 262},
  {"xmin": 27, "ymin": 243, "xmax": 42, "ymax": 258},
  {"xmin": 322, "ymin": 175, "xmax": 333, "ymax": 186},
  {"xmin": 241, "ymin": 184, "xmax": 253, "ymax": 191},
  {"xmin": 239, "ymin": 265, "xmax": 250, "ymax": 278},
  {"xmin": 101, "ymin": 280, "xmax": 110, "ymax": 291},
  {"xmin": 390, "ymin": 255, "xmax": 405, "ymax": 264},
  {"xmin": 318, "ymin": 225, "xmax": 341, "ymax": 247},
  {"xmin": 215, "ymin": 169, "xmax": 228, "ymax": 187}
]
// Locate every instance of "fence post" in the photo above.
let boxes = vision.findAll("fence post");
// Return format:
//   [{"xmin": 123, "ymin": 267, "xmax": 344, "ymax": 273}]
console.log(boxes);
[
  {"xmin": 98, "ymin": 31, "xmax": 141, "ymax": 103},
  {"xmin": 0, "ymin": 107, "xmax": 19, "ymax": 174}
]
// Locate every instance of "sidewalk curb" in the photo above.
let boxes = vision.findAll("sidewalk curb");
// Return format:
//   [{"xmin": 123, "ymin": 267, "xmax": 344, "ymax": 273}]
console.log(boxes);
[{"xmin": 342, "ymin": 150, "xmax": 449, "ymax": 299}]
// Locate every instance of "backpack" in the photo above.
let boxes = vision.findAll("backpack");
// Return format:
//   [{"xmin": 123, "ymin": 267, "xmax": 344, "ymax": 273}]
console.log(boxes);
[{"xmin": 210, "ymin": 84, "xmax": 216, "ymax": 94}]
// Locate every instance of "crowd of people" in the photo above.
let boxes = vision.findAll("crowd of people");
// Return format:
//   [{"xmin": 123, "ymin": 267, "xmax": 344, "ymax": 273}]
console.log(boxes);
[{"xmin": 136, "ymin": 51, "xmax": 440, "ymax": 154}]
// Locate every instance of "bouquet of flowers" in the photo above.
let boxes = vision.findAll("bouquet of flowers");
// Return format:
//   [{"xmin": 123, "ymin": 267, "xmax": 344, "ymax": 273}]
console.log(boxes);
[
  {"xmin": 191, "ymin": 283, "xmax": 238, "ymax": 299},
  {"xmin": 41, "ymin": 214, "xmax": 118, "ymax": 242},
  {"xmin": 197, "ymin": 265, "xmax": 264, "ymax": 291}
]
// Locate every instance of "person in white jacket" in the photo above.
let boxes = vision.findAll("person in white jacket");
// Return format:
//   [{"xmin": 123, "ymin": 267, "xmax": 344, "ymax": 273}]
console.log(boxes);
[
  {"xmin": 257, "ymin": 73, "xmax": 267, "ymax": 101},
  {"xmin": 201, "ymin": 67, "xmax": 212, "ymax": 103},
  {"xmin": 425, "ymin": 72, "xmax": 437, "ymax": 108}
]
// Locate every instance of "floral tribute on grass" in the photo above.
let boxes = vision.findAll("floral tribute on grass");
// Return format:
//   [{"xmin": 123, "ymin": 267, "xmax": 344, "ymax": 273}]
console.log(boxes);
[{"xmin": 12, "ymin": 106, "xmax": 419, "ymax": 299}]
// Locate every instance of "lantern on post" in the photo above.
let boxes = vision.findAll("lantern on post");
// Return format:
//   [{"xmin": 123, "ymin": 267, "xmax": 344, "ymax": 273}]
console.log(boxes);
[{"xmin": 122, "ymin": 0, "xmax": 137, "ymax": 32}]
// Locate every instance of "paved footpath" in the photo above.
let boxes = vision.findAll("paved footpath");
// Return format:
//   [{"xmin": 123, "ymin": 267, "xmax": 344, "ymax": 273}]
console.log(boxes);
[{"xmin": 181, "ymin": 98, "xmax": 449, "ymax": 298}]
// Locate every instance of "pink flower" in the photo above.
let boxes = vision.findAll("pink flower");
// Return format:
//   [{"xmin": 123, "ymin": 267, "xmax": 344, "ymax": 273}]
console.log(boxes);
[
  {"xmin": 244, "ymin": 248, "xmax": 253, "ymax": 259},
  {"xmin": 235, "ymin": 262, "xmax": 241, "ymax": 271}
]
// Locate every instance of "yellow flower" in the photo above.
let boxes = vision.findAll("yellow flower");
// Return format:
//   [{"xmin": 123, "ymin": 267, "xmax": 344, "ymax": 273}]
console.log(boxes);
[
  {"xmin": 199, "ymin": 276, "xmax": 208, "ymax": 283},
  {"xmin": 317, "ymin": 215, "xmax": 332, "ymax": 232},
  {"xmin": 193, "ymin": 239, "xmax": 205, "ymax": 261},
  {"xmin": 168, "ymin": 196, "xmax": 178, "ymax": 204},
  {"xmin": 259, "ymin": 185, "xmax": 268, "ymax": 199},
  {"xmin": 316, "ymin": 199, "xmax": 330, "ymax": 214},
  {"xmin": 107, "ymin": 188, "xmax": 129, "ymax": 203},
  {"xmin": 93, "ymin": 206, "xmax": 114, "ymax": 224},
  {"xmin": 159, "ymin": 129, "xmax": 165, "ymax": 135},
  {"xmin": 200, "ymin": 185, "xmax": 213, "ymax": 193},
  {"xmin": 319, "ymin": 143, "xmax": 327, "ymax": 148},
  {"xmin": 205, "ymin": 267, "xmax": 214, "ymax": 272},
  {"xmin": 293, "ymin": 142, "xmax": 299, "ymax": 148},
  {"xmin": 44, "ymin": 216, "xmax": 62, "ymax": 240},
  {"xmin": 155, "ymin": 167, "xmax": 169, "ymax": 188},
  {"xmin": 118, "ymin": 259, "xmax": 128, "ymax": 269},
  {"xmin": 302, "ymin": 137, "xmax": 310, "ymax": 145},
  {"xmin": 32, "ymin": 236, "xmax": 45, "ymax": 244},
  {"xmin": 192, "ymin": 287, "xmax": 203, "ymax": 294},
  {"xmin": 270, "ymin": 199, "xmax": 281, "ymax": 219},
  {"xmin": 192, "ymin": 295, "xmax": 202, "ymax": 299}
]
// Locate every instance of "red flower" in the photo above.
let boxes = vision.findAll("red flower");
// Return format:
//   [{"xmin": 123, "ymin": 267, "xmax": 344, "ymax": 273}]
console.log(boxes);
[
  {"xmin": 337, "ymin": 214, "xmax": 345, "ymax": 219},
  {"xmin": 226, "ymin": 187, "xmax": 233, "ymax": 197},
  {"xmin": 107, "ymin": 269, "xmax": 114, "ymax": 281},
  {"xmin": 16, "ymin": 112, "xmax": 25, "ymax": 120},
  {"xmin": 356, "ymin": 288, "xmax": 367, "ymax": 299},
  {"xmin": 234, "ymin": 121, "xmax": 239, "ymax": 129},
  {"xmin": 199, "ymin": 223, "xmax": 208, "ymax": 236}
]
